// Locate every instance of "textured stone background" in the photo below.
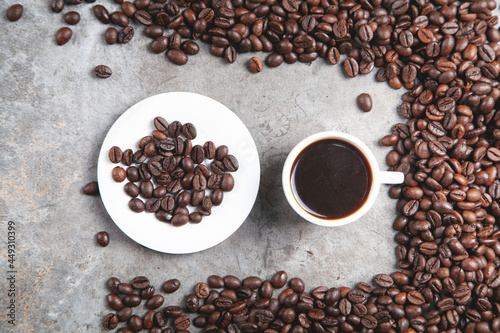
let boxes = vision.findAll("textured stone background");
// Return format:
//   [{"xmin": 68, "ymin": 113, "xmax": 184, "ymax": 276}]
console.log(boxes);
[{"xmin": 0, "ymin": 1, "xmax": 435, "ymax": 332}]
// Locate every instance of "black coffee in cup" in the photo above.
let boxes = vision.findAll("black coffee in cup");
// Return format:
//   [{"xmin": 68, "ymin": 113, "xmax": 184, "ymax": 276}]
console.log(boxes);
[{"xmin": 290, "ymin": 139, "xmax": 372, "ymax": 220}]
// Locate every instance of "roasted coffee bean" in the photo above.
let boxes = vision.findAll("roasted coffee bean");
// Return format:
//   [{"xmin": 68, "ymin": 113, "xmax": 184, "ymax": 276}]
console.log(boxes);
[
  {"xmin": 123, "ymin": 294, "xmax": 142, "ymax": 307},
  {"xmin": 344, "ymin": 57, "xmax": 359, "ymax": 78},
  {"xmin": 93, "ymin": 5, "xmax": 110, "ymax": 23},
  {"xmin": 51, "ymin": 0, "xmax": 65, "ymax": 13},
  {"xmin": 249, "ymin": 57, "xmax": 263, "ymax": 73},
  {"xmin": 96, "ymin": 231, "xmax": 110, "ymax": 247},
  {"xmin": 55, "ymin": 27, "xmax": 72, "ymax": 45},
  {"xmin": 174, "ymin": 315, "xmax": 190, "ymax": 330},
  {"xmin": 118, "ymin": 283, "xmax": 134, "ymax": 295},
  {"xmin": 118, "ymin": 26, "xmax": 134, "ymax": 43},
  {"xmin": 112, "ymin": 167, "xmax": 127, "ymax": 182},
  {"xmin": 95, "ymin": 65, "xmax": 112, "ymax": 79},
  {"xmin": 82, "ymin": 181, "xmax": 99, "ymax": 195},
  {"xmin": 167, "ymin": 49, "xmax": 188, "ymax": 65},
  {"xmin": 128, "ymin": 315, "xmax": 143, "ymax": 332},
  {"xmin": 104, "ymin": 313, "xmax": 119, "ymax": 329},
  {"xmin": 108, "ymin": 293, "xmax": 123, "ymax": 311},
  {"xmin": 105, "ymin": 27, "xmax": 119, "ymax": 44},
  {"xmin": 357, "ymin": 93, "xmax": 372, "ymax": 112},
  {"xmin": 64, "ymin": 11, "xmax": 80, "ymax": 25},
  {"xmin": 146, "ymin": 295, "xmax": 164, "ymax": 309},
  {"xmin": 223, "ymin": 155, "xmax": 239, "ymax": 172},
  {"xmin": 150, "ymin": 36, "xmax": 169, "ymax": 54}
]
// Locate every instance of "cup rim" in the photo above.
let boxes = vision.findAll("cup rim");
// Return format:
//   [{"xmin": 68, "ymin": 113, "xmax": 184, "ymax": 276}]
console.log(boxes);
[{"xmin": 282, "ymin": 131, "xmax": 381, "ymax": 227}]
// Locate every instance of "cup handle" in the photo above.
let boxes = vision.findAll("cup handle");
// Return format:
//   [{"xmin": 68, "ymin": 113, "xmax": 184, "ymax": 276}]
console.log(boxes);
[{"xmin": 379, "ymin": 171, "xmax": 405, "ymax": 184}]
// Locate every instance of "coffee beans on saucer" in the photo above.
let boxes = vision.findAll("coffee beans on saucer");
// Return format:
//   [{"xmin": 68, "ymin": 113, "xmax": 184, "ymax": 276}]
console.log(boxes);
[{"xmin": 110, "ymin": 118, "xmax": 238, "ymax": 226}]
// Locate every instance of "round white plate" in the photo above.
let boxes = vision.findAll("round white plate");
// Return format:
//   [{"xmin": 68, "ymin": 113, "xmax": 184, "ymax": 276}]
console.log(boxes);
[{"xmin": 97, "ymin": 92, "xmax": 260, "ymax": 254}]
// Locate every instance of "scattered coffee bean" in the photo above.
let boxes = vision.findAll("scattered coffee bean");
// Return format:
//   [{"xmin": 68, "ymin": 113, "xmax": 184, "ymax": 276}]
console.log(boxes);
[
  {"xmin": 95, "ymin": 231, "xmax": 110, "ymax": 247},
  {"xmin": 82, "ymin": 181, "xmax": 99, "ymax": 195},
  {"xmin": 95, "ymin": 65, "xmax": 112, "ymax": 79},
  {"xmin": 357, "ymin": 93, "xmax": 373, "ymax": 112},
  {"xmin": 63, "ymin": 11, "xmax": 80, "ymax": 25},
  {"xmin": 55, "ymin": 27, "xmax": 72, "ymax": 45},
  {"xmin": 249, "ymin": 57, "xmax": 263, "ymax": 73},
  {"xmin": 6, "ymin": 4, "xmax": 23, "ymax": 22}
]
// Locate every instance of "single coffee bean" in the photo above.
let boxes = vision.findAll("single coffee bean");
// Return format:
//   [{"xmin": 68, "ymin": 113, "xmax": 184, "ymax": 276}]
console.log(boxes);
[
  {"xmin": 123, "ymin": 294, "xmax": 142, "ymax": 307},
  {"xmin": 82, "ymin": 181, "xmax": 99, "ymax": 195},
  {"xmin": 221, "ymin": 174, "xmax": 235, "ymax": 191},
  {"xmin": 167, "ymin": 49, "xmax": 188, "ymax": 65},
  {"xmin": 150, "ymin": 36, "xmax": 169, "ymax": 54},
  {"xmin": 104, "ymin": 313, "xmax": 119, "ymax": 329},
  {"xmin": 118, "ymin": 26, "xmax": 134, "ymax": 43},
  {"xmin": 172, "ymin": 213, "xmax": 189, "ymax": 227},
  {"xmin": 344, "ymin": 57, "xmax": 359, "ymax": 77},
  {"xmin": 6, "ymin": 4, "xmax": 23, "ymax": 22},
  {"xmin": 107, "ymin": 293, "xmax": 123, "ymax": 311},
  {"xmin": 128, "ymin": 198, "xmax": 145, "ymax": 212},
  {"xmin": 182, "ymin": 123, "xmax": 197, "ymax": 140},
  {"xmin": 64, "ymin": 11, "xmax": 80, "ymax": 25},
  {"xmin": 105, "ymin": 27, "xmax": 119, "ymax": 44},
  {"xmin": 249, "ymin": 57, "xmax": 263, "ymax": 73},
  {"xmin": 357, "ymin": 93, "xmax": 373, "ymax": 112},
  {"xmin": 180, "ymin": 40, "xmax": 200, "ymax": 55},
  {"xmin": 128, "ymin": 315, "xmax": 143, "ymax": 332},
  {"xmin": 93, "ymin": 5, "xmax": 110, "ymax": 23},
  {"xmin": 111, "ymin": 11, "xmax": 130, "ymax": 27},
  {"xmin": 51, "ymin": 0, "xmax": 65, "ymax": 13},
  {"xmin": 95, "ymin": 65, "xmax": 112, "ymax": 79},
  {"xmin": 222, "ymin": 154, "xmax": 239, "ymax": 172},
  {"xmin": 112, "ymin": 167, "xmax": 126, "ymax": 182},
  {"xmin": 162, "ymin": 279, "xmax": 181, "ymax": 293},
  {"xmin": 146, "ymin": 295, "xmax": 164, "ymax": 309},
  {"xmin": 55, "ymin": 27, "xmax": 72, "ymax": 45},
  {"xmin": 96, "ymin": 231, "xmax": 110, "ymax": 247}
]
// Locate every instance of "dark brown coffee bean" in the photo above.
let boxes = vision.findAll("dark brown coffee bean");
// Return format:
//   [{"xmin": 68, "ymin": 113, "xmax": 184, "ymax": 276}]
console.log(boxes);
[
  {"xmin": 344, "ymin": 57, "xmax": 359, "ymax": 78},
  {"xmin": 118, "ymin": 26, "xmax": 134, "ymax": 43},
  {"xmin": 64, "ymin": 11, "xmax": 80, "ymax": 25},
  {"xmin": 223, "ymin": 155, "xmax": 239, "ymax": 172},
  {"xmin": 135, "ymin": 10, "xmax": 153, "ymax": 25},
  {"xmin": 167, "ymin": 49, "xmax": 188, "ymax": 65},
  {"xmin": 104, "ymin": 313, "xmax": 119, "ymax": 329},
  {"xmin": 96, "ymin": 231, "xmax": 110, "ymax": 247},
  {"xmin": 131, "ymin": 276, "xmax": 149, "ymax": 289},
  {"xmin": 95, "ymin": 65, "xmax": 112, "ymax": 79},
  {"xmin": 145, "ymin": 295, "xmax": 164, "ymax": 309},
  {"xmin": 105, "ymin": 27, "xmax": 119, "ymax": 44},
  {"xmin": 82, "ymin": 181, "xmax": 99, "ymax": 195},
  {"xmin": 55, "ymin": 27, "xmax": 72, "ymax": 45},
  {"xmin": 162, "ymin": 279, "xmax": 180, "ymax": 293},
  {"xmin": 357, "ymin": 93, "xmax": 372, "ymax": 112},
  {"xmin": 150, "ymin": 36, "xmax": 169, "ymax": 54},
  {"xmin": 93, "ymin": 4, "xmax": 111, "ymax": 24},
  {"xmin": 111, "ymin": 11, "xmax": 130, "ymax": 27},
  {"xmin": 128, "ymin": 315, "xmax": 143, "ymax": 332},
  {"xmin": 108, "ymin": 293, "xmax": 123, "ymax": 311},
  {"xmin": 51, "ymin": 0, "xmax": 65, "ymax": 13},
  {"xmin": 174, "ymin": 315, "xmax": 190, "ymax": 330}
]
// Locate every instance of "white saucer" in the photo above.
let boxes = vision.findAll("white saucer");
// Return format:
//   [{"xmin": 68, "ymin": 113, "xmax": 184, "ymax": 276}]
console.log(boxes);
[{"xmin": 97, "ymin": 92, "xmax": 260, "ymax": 254}]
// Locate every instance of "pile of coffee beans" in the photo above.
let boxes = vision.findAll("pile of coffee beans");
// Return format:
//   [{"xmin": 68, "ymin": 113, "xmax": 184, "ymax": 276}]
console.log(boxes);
[{"xmin": 109, "ymin": 117, "xmax": 238, "ymax": 226}]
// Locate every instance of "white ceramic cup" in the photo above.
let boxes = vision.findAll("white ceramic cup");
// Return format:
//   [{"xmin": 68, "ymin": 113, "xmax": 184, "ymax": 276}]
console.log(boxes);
[{"xmin": 282, "ymin": 131, "xmax": 405, "ymax": 227}]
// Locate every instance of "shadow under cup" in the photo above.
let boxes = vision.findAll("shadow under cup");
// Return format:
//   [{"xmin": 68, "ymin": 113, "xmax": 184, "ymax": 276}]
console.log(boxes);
[{"xmin": 289, "ymin": 138, "xmax": 374, "ymax": 221}]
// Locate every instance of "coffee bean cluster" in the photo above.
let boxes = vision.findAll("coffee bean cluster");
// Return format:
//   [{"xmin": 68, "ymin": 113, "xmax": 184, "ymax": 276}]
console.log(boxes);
[
  {"xmin": 106, "ymin": 268, "xmax": 500, "ymax": 333},
  {"xmin": 105, "ymin": 276, "xmax": 173, "ymax": 332},
  {"xmin": 109, "ymin": 117, "xmax": 238, "ymax": 226}
]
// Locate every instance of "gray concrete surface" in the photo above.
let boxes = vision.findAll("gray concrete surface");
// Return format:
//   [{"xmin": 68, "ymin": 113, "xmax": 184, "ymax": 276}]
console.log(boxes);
[{"xmin": 1, "ymin": 1, "xmax": 413, "ymax": 332}]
